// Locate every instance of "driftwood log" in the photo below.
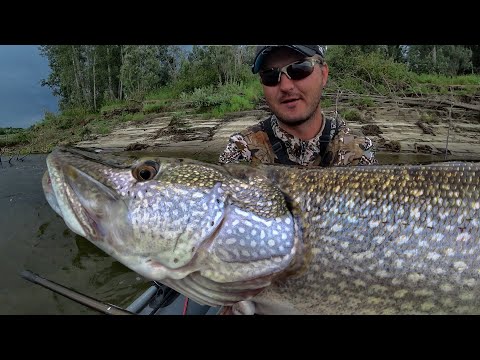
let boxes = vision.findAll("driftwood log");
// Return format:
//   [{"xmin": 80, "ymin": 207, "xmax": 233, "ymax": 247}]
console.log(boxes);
[{"xmin": 415, "ymin": 121, "xmax": 436, "ymax": 136}]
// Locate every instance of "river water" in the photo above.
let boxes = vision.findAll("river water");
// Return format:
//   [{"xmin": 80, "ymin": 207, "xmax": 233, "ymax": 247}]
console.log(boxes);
[
  {"xmin": 1, "ymin": 151, "xmax": 478, "ymax": 314},
  {"xmin": 0, "ymin": 154, "xmax": 150, "ymax": 315}
]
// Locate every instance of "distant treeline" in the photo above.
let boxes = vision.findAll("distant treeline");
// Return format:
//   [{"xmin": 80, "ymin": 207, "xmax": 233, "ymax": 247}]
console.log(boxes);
[
  {"xmin": 39, "ymin": 45, "xmax": 480, "ymax": 113},
  {"xmin": 0, "ymin": 127, "xmax": 29, "ymax": 148},
  {"xmin": 39, "ymin": 45, "xmax": 256, "ymax": 113},
  {"xmin": 0, "ymin": 127, "xmax": 25, "ymax": 135}
]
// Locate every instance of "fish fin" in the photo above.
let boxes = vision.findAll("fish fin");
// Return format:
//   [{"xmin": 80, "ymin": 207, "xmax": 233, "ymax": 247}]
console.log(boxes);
[{"xmin": 232, "ymin": 300, "xmax": 256, "ymax": 315}]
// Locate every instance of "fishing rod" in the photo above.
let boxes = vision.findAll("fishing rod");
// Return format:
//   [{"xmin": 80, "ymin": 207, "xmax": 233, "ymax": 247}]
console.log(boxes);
[{"xmin": 20, "ymin": 270, "xmax": 135, "ymax": 315}]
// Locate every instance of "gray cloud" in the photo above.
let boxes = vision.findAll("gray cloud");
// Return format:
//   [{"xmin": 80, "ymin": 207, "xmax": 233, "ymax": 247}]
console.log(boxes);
[{"xmin": 0, "ymin": 45, "xmax": 58, "ymax": 128}]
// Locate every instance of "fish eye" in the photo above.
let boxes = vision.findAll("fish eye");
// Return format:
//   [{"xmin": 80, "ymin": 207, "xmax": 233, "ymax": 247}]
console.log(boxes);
[{"xmin": 133, "ymin": 160, "xmax": 159, "ymax": 181}]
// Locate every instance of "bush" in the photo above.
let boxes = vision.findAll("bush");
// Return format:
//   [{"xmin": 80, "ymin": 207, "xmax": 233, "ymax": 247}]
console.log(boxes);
[
  {"xmin": 420, "ymin": 112, "xmax": 439, "ymax": 124},
  {"xmin": 341, "ymin": 109, "xmax": 363, "ymax": 122},
  {"xmin": 229, "ymin": 95, "xmax": 251, "ymax": 112},
  {"xmin": 177, "ymin": 79, "xmax": 263, "ymax": 117},
  {"xmin": 327, "ymin": 46, "xmax": 415, "ymax": 95}
]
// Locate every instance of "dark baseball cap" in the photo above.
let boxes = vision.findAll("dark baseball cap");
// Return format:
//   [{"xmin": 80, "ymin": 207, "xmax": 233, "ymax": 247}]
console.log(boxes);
[{"xmin": 252, "ymin": 45, "xmax": 326, "ymax": 74}]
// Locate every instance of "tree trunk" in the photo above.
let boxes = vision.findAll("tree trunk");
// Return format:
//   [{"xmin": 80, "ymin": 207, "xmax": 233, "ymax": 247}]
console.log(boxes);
[
  {"xmin": 93, "ymin": 47, "xmax": 97, "ymax": 111},
  {"xmin": 119, "ymin": 45, "xmax": 123, "ymax": 100},
  {"xmin": 106, "ymin": 46, "xmax": 115, "ymax": 99},
  {"xmin": 71, "ymin": 46, "xmax": 82, "ymax": 105},
  {"xmin": 73, "ymin": 45, "xmax": 91, "ymax": 108}
]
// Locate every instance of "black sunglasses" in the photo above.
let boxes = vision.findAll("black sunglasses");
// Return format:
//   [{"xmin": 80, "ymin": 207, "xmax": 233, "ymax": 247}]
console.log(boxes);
[{"xmin": 259, "ymin": 57, "xmax": 323, "ymax": 87}]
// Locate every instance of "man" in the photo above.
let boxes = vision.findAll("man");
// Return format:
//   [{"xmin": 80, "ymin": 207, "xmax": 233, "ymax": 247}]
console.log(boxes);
[{"xmin": 219, "ymin": 45, "xmax": 377, "ymax": 167}]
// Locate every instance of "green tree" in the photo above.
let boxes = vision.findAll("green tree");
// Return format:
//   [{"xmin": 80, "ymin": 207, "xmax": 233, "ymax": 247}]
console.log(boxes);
[
  {"xmin": 40, "ymin": 45, "xmax": 125, "ymax": 110},
  {"xmin": 120, "ymin": 45, "xmax": 178, "ymax": 100},
  {"xmin": 326, "ymin": 45, "xmax": 413, "ymax": 94},
  {"xmin": 407, "ymin": 45, "xmax": 473, "ymax": 75},
  {"xmin": 467, "ymin": 45, "xmax": 480, "ymax": 73},
  {"xmin": 40, "ymin": 45, "xmax": 84, "ymax": 110},
  {"xmin": 174, "ymin": 45, "xmax": 255, "ymax": 92}
]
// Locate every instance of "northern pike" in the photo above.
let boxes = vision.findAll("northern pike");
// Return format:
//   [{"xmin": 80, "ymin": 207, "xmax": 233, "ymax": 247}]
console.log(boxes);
[{"xmin": 42, "ymin": 146, "xmax": 480, "ymax": 314}]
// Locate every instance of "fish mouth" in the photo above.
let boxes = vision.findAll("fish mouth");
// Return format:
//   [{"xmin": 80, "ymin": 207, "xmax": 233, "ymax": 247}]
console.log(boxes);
[
  {"xmin": 63, "ymin": 166, "xmax": 113, "ymax": 240},
  {"xmin": 42, "ymin": 171, "xmax": 62, "ymax": 217},
  {"xmin": 43, "ymin": 168, "xmax": 102, "ymax": 238},
  {"xmin": 45, "ymin": 149, "xmax": 131, "ymax": 251}
]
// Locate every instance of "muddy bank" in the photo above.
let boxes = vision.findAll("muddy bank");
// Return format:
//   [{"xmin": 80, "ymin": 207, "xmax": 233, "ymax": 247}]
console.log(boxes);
[{"xmin": 75, "ymin": 100, "xmax": 480, "ymax": 164}]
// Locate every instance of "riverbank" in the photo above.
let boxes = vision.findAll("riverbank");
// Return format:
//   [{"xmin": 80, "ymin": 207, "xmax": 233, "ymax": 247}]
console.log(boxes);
[
  {"xmin": 2, "ymin": 92, "xmax": 479, "ymax": 164},
  {"xmin": 72, "ymin": 96, "xmax": 480, "ymax": 164}
]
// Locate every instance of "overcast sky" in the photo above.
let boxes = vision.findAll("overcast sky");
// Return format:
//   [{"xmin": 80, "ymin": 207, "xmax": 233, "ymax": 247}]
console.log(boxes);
[{"xmin": 0, "ymin": 45, "xmax": 58, "ymax": 128}]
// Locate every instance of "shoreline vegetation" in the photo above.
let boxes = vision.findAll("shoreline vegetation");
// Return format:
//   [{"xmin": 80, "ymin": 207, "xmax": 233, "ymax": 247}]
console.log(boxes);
[{"xmin": 1, "ymin": 45, "xmax": 479, "ymax": 162}]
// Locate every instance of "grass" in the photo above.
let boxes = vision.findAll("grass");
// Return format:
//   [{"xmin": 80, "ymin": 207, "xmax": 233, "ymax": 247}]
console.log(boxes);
[
  {"xmin": 143, "ymin": 101, "xmax": 168, "ymax": 113},
  {"xmin": 88, "ymin": 120, "xmax": 113, "ymax": 135},
  {"xmin": 99, "ymin": 100, "xmax": 126, "ymax": 113},
  {"xmin": 409, "ymin": 74, "xmax": 480, "ymax": 95},
  {"xmin": 144, "ymin": 85, "xmax": 180, "ymax": 101},
  {"xmin": 119, "ymin": 113, "xmax": 146, "ymax": 122},
  {"xmin": 415, "ymin": 74, "xmax": 480, "ymax": 85}
]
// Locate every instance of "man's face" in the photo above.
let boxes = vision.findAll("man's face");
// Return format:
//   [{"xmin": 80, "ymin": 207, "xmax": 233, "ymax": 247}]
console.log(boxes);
[{"xmin": 260, "ymin": 47, "xmax": 329, "ymax": 127}]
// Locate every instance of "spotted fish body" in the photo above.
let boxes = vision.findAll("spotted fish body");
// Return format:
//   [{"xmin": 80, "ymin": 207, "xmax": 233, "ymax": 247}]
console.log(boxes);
[
  {"xmin": 43, "ymin": 147, "xmax": 480, "ymax": 314},
  {"xmin": 251, "ymin": 164, "xmax": 480, "ymax": 314}
]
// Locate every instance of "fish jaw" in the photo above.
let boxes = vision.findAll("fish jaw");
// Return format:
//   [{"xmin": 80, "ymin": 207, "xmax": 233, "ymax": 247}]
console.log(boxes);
[
  {"xmin": 46, "ymin": 150, "xmax": 134, "ymax": 253},
  {"xmin": 42, "ymin": 170, "xmax": 62, "ymax": 218},
  {"xmin": 46, "ymin": 153, "xmax": 89, "ymax": 240}
]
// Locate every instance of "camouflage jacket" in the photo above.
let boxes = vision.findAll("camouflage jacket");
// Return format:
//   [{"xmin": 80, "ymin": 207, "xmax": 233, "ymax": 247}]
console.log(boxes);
[{"xmin": 218, "ymin": 114, "xmax": 377, "ymax": 167}]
